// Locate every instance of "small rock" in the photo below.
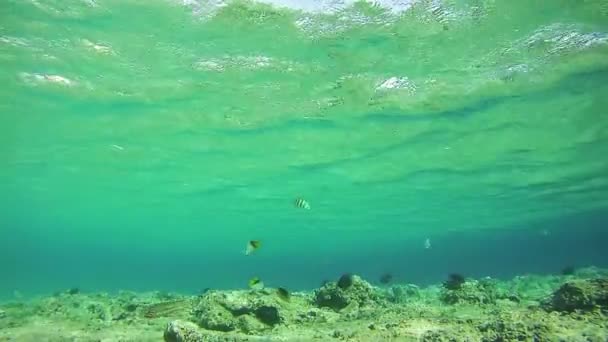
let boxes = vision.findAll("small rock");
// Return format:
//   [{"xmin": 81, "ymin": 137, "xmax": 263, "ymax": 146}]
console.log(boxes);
[
  {"xmin": 0, "ymin": 309, "xmax": 6, "ymax": 319},
  {"xmin": 87, "ymin": 303, "xmax": 110, "ymax": 321},
  {"xmin": 237, "ymin": 315, "xmax": 266, "ymax": 334},
  {"xmin": 294, "ymin": 308, "xmax": 334, "ymax": 324},
  {"xmin": 254, "ymin": 305, "xmax": 281, "ymax": 325},
  {"xmin": 164, "ymin": 320, "xmax": 203, "ymax": 342},
  {"xmin": 124, "ymin": 303, "xmax": 138, "ymax": 312}
]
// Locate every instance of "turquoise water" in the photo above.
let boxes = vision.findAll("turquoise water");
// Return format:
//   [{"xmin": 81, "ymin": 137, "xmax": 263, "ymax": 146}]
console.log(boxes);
[{"xmin": 1, "ymin": 0, "xmax": 608, "ymax": 298}]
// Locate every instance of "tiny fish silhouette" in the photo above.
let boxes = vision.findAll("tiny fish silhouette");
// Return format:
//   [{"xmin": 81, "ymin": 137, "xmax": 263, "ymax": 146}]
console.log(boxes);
[
  {"xmin": 248, "ymin": 277, "xmax": 264, "ymax": 290},
  {"xmin": 379, "ymin": 273, "xmax": 393, "ymax": 284}
]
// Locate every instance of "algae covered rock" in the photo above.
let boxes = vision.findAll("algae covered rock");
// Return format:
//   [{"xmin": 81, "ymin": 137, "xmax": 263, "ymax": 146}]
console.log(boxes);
[
  {"xmin": 477, "ymin": 316, "xmax": 551, "ymax": 341},
  {"xmin": 293, "ymin": 307, "xmax": 338, "ymax": 324},
  {"xmin": 420, "ymin": 329, "xmax": 456, "ymax": 342},
  {"xmin": 0, "ymin": 309, "xmax": 5, "ymax": 319},
  {"xmin": 192, "ymin": 289, "xmax": 287, "ymax": 333},
  {"xmin": 570, "ymin": 266, "xmax": 608, "ymax": 279},
  {"xmin": 386, "ymin": 284, "xmax": 421, "ymax": 303},
  {"xmin": 313, "ymin": 274, "xmax": 381, "ymax": 311},
  {"xmin": 548, "ymin": 278, "xmax": 608, "ymax": 312},
  {"xmin": 440, "ymin": 277, "xmax": 516, "ymax": 305},
  {"xmin": 33, "ymin": 294, "xmax": 114, "ymax": 323},
  {"xmin": 420, "ymin": 327, "xmax": 478, "ymax": 342},
  {"xmin": 164, "ymin": 320, "xmax": 203, "ymax": 342},
  {"xmin": 86, "ymin": 302, "xmax": 112, "ymax": 321}
]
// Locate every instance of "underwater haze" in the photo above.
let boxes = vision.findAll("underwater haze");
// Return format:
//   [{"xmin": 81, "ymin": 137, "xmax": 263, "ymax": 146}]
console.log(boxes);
[{"xmin": 1, "ymin": 0, "xmax": 608, "ymax": 298}]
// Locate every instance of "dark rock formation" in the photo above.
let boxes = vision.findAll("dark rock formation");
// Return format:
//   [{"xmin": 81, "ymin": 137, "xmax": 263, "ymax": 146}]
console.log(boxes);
[
  {"xmin": 547, "ymin": 278, "xmax": 608, "ymax": 312},
  {"xmin": 192, "ymin": 290, "xmax": 286, "ymax": 333},
  {"xmin": 314, "ymin": 275, "xmax": 381, "ymax": 311}
]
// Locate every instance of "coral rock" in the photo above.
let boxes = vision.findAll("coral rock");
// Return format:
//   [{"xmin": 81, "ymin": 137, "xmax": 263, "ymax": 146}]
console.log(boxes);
[
  {"xmin": 164, "ymin": 320, "xmax": 203, "ymax": 342},
  {"xmin": 193, "ymin": 290, "xmax": 286, "ymax": 333},
  {"xmin": 478, "ymin": 315, "xmax": 551, "ymax": 341},
  {"xmin": 548, "ymin": 278, "xmax": 608, "ymax": 312},
  {"xmin": 314, "ymin": 275, "xmax": 381, "ymax": 312},
  {"xmin": 386, "ymin": 284, "xmax": 420, "ymax": 303},
  {"xmin": 440, "ymin": 278, "xmax": 515, "ymax": 305},
  {"xmin": 420, "ymin": 327, "xmax": 477, "ymax": 342}
]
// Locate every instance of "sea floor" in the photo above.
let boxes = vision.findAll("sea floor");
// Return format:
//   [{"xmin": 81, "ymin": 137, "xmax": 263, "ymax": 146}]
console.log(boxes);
[{"xmin": 1, "ymin": 267, "xmax": 607, "ymax": 342}]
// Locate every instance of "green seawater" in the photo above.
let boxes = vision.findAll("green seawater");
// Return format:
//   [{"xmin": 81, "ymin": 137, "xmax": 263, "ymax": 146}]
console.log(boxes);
[{"xmin": 1, "ymin": 0, "xmax": 608, "ymax": 296}]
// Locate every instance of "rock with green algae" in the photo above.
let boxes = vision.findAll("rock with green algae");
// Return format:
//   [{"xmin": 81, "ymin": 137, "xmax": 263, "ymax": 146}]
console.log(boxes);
[
  {"xmin": 420, "ymin": 326, "xmax": 479, "ymax": 341},
  {"xmin": 32, "ymin": 294, "xmax": 113, "ymax": 323},
  {"xmin": 547, "ymin": 278, "xmax": 608, "ymax": 312},
  {"xmin": 292, "ymin": 307, "xmax": 339, "ymax": 325},
  {"xmin": 0, "ymin": 309, "xmax": 5, "ymax": 319},
  {"xmin": 192, "ymin": 289, "xmax": 290, "ymax": 333},
  {"xmin": 386, "ymin": 284, "xmax": 421, "ymax": 303},
  {"xmin": 506, "ymin": 274, "xmax": 562, "ymax": 303},
  {"xmin": 164, "ymin": 320, "xmax": 293, "ymax": 342},
  {"xmin": 419, "ymin": 310, "xmax": 559, "ymax": 341},
  {"xmin": 571, "ymin": 266, "xmax": 608, "ymax": 279},
  {"xmin": 29, "ymin": 290, "xmax": 165, "ymax": 324},
  {"xmin": 313, "ymin": 275, "xmax": 382, "ymax": 312},
  {"xmin": 4, "ymin": 289, "xmax": 192, "ymax": 331},
  {"xmin": 164, "ymin": 320, "xmax": 204, "ymax": 342},
  {"xmin": 477, "ymin": 314, "xmax": 552, "ymax": 341},
  {"xmin": 440, "ymin": 278, "xmax": 517, "ymax": 305}
]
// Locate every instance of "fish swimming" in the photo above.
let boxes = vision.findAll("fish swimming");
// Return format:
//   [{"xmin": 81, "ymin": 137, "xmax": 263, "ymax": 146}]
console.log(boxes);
[
  {"xmin": 379, "ymin": 273, "xmax": 393, "ymax": 284},
  {"xmin": 276, "ymin": 287, "xmax": 290, "ymax": 302},
  {"xmin": 245, "ymin": 240, "xmax": 261, "ymax": 255},
  {"xmin": 294, "ymin": 198, "xmax": 310, "ymax": 210},
  {"xmin": 248, "ymin": 277, "xmax": 264, "ymax": 290}
]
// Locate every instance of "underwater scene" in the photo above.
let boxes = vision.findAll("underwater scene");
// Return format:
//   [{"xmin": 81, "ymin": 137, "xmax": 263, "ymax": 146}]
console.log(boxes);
[{"xmin": 1, "ymin": 0, "xmax": 608, "ymax": 340}]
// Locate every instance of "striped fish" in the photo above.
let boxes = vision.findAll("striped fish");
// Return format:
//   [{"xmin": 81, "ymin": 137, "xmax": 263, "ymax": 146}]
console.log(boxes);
[
  {"xmin": 141, "ymin": 299, "xmax": 192, "ymax": 319},
  {"xmin": 294, "ymin": 198, "xmax": 310, "ymax": 210}
]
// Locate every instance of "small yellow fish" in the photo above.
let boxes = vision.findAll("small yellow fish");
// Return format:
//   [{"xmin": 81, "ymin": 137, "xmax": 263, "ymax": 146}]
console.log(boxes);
[
  {"xmin": 245, "ymin": 240, "xmax": 261, "ymax": 255},
  {"xmin": 294, "ymin": 198, "xmax": 310, "ymax": 210},
  {"xmin": 248, "ymin": 277, "xmax": 264, "ymax": 290}
]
